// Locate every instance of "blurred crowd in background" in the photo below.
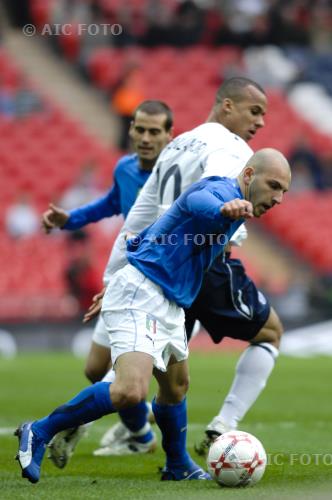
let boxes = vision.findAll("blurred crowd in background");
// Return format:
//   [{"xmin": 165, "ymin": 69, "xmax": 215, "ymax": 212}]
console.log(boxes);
[
  {"xmin": 9, "ymin": 0, "xmax": 331, "ymax": 189},
  {"xmin": 15, "ymin": 0, "xmax": 332, "ymax": 51}
]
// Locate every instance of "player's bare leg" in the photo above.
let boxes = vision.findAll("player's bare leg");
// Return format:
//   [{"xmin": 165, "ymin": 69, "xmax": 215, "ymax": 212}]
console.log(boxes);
[
  {"xmin": 195, "ymin": 307, "xmax": 282, "ymax": 456},
  {"xmin": 85, "ymin": 341, "xmax": 112, "ymax": 383}
]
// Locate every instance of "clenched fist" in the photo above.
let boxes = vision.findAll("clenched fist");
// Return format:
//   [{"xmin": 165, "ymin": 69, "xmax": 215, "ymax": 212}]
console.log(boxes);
[{"xmin": 221, "ymin": 199, "xmax": 253, "ymax": 220}]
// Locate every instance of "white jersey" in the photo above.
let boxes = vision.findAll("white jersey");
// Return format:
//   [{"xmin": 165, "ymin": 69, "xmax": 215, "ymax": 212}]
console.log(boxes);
[{"xmin": 103, "ymin": 122, "xmax": 253, "ymax": 285}]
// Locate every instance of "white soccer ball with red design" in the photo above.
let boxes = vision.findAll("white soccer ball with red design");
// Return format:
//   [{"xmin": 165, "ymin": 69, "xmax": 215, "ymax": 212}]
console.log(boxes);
[{"xmin": 207, "ymin": 430, "xmax": 267, "ymax": 487}]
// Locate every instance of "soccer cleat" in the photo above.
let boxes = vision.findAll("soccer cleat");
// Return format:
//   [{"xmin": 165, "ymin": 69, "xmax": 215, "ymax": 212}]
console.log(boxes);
[
  {"xmin": 194, "ymin": 417, "xmax": 231, "ymax": 457},
  {"xmin": 194, "ymin": 430, "xmax": 221, "ymax": 457},
  {"xmin": 94, "ymin": 433, "xmax": 157, "ymax": 456},
  {"xmin": 15, "ymin": 422, "xmax": 47, "ymax": 483},
  {"xmin": 99, "ymin": 421, "xmax": 130, "ymax": 448},
  {"xmin": 99, "ymin": 401, "xmax": 155, "ymax": 448},
  {"xmin": 161, "ymin": 460, "xmax": 211, "ymax": 481},
  {"xmin": 48, "ymin": 425, "xmax": 88, "ymax": 469}
]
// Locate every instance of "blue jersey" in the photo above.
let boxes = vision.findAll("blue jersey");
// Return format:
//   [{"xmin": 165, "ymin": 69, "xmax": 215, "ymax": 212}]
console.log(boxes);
[
  {"xmin": 63, "ymin": 154, "xmax": 151, "ymax": 230},
  {"xmin": 127, "ymin": 177, "xmax": 244, "ymax": 308}
]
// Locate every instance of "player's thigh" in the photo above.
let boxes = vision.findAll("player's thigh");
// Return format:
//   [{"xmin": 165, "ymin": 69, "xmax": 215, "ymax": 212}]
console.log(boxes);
[
  {"xmin": 102, "ymin": 306, "xmax": 157, "ymax": 403},
  {"xmin": 153, "ymin": 356, "xmax": 189, "ymax": 404},
  {"xmin": 111, "ymin": 351, "xmax": 154, "ymax": 407},
  {"xmin": 250, "ymin": 306, "xmax": 283, "ymax": 347}
]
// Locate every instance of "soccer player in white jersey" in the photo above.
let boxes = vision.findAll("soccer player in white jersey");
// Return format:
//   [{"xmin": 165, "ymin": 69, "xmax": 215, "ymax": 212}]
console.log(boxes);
[
  {"xmin": 15, "ymin": 148, "xmax": 291, "ymax": 484},
  {"xmin": 49, "ymin": 78, "xmax": 283, "ymax": 462}
]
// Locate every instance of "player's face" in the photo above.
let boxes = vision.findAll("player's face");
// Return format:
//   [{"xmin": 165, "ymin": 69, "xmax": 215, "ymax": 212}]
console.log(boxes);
[
  {"xmin": 224, "ymin": 86, "xmax": 267, "ymax": 142},
  {"xmin": 248, "ymin": 166, "xmax": 291, "ymax": 217},
  {"xmin": 130, "ymin": 111, "xmax": 172, "ymax": 165}
]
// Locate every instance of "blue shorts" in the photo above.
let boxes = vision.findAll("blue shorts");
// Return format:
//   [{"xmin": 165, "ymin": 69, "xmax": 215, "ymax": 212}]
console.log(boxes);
[{"xmin": 185, "ymin": 256, "xmax": 270, "ymax": 344}]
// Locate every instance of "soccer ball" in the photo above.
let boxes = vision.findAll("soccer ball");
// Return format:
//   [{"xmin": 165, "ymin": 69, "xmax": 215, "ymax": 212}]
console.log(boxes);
[{"xmin": 207, "ymin": 430, "xmax": 267, "ymax": 487}]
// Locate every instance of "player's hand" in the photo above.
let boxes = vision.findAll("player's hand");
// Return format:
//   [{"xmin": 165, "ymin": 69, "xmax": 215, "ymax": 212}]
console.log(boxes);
[
  {"xmin": 221, "ymin": 199, "xmax": 253, "ymax": 220},
  {"xmin": 83, "ymin": 288, "xmax": 105, "ymax": 323},
  {"xmin": 42, "ymin": 203, "xmax": 69, "ymax": 234}
]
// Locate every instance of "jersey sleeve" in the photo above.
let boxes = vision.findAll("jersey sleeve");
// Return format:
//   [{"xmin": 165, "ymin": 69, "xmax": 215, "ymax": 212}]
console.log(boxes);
[
  {"xmin": 102, "ymin": 230, "xmax": 128, "ymax": 285},
  {"xmin": 63, "ymin": 184, "xmax": 122, "ymax": 230},
  {"xmin": 102, "ymin": 167, "xmax": 160, "ymax": 284},
  {"xmin": 186, "ymin": 189, "xmax": 225, "ymax": 230},
  {"xmin": 122, "ymin": 167, "xmax": 160, "ymax": 234}
]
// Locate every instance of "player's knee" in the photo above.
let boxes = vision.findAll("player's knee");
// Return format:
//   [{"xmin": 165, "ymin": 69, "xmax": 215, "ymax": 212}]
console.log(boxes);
[
  {"xmin": 111, "ymin": 381, "xmax": 148, "ymax": 409},
  {"xmin": 169, "ymin": 374, "xmax": 190, "ymax": 403},
  {"xmin": 268, "ymin": 308, "xmax": 283, "ymax": 346},
  {"xmin": 252, "ymin": 308, "xmax": 283, "ymax": 348},
  {"xmin": 120, "ymin": 390, "xmax": 144, "ymax": 408}
]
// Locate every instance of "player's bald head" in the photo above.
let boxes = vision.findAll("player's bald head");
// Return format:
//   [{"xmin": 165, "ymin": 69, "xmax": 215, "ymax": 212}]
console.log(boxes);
[
  {"xmin": 239, "ymin": 148, "xmax": 291, "ymax": 217},
  {"xmin": 246, "ymin": 148, "xmax": 291, "ymax": 178}
]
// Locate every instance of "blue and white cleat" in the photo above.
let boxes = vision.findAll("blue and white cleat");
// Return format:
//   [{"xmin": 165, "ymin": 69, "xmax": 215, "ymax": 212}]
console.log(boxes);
[
  {"xmin": 14, "ymin": 422, "xmax": 47, "ymax": 483},
  {"xmin": 161, "ymin": 459, "xmax": 211, "ymax": 481}
]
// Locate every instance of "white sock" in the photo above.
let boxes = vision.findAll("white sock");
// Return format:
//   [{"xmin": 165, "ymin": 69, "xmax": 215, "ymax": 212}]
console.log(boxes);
[{"xmin": 215, "ymin": 343, "xmax": 279, "ymax": 430}]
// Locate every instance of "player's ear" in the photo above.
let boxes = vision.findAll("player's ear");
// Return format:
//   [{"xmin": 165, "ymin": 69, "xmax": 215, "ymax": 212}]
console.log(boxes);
[
  {"xmin": 128, "ymin": 120, "xmax": 135, "ymax": 139},
  {"xmin": 243, "ymin": 166, "xmax": 254, "ymax": 186},
  {"xmin": 167, "ymin": 126, "xmax": 174, "ymax": 141},
  {"xmin": 221, "ymin": 98, "xmax": 233, "ymax": 115}
]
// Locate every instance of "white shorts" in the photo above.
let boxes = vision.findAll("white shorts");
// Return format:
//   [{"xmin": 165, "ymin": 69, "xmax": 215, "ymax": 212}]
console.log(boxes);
[
  {"xmin": 91, "ymin": 315, "xmax": 110, "ymax": 348},
  {"xmin": 101, "ymin": 264, "xmax": 188, "ymax": 372}
]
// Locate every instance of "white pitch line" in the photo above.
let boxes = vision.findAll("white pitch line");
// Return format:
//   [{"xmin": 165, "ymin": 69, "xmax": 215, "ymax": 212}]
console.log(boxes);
[
  {"xmin": 187, "ymin": 421, "xmax": 332, "ymax": 431},
  {"xmin": 0, "ymin": 421, "xmax": 328, "ymax": 437},
  {"xmin": 0, "ymin": 427, "xmax": 15, "ymax": 435}
]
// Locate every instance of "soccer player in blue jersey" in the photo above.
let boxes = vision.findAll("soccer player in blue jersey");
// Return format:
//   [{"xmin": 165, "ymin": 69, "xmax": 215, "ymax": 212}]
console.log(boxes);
[
  {"xmin": 15, "ymin": 148, "xmax": 291, "ymax": 483},
  {"xmin": 41, "ymin": 100, "xmax": 173, "ymax": 464},
  {"xmin": 42, "ymin": 100, "xmax": 173, "ymax": 226},
  {"xmin": 41, "ymin": 78, "xmax": 286, "ymax": 468}
]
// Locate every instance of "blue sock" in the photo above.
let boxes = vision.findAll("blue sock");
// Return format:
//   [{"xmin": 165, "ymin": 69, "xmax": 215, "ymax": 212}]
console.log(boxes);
[
  {"xmin": 119, "ymin": 401, "xmax": 153, "ymax": 444},
  {"xmin": 32, "ymin": 382, "xmax": 115, "ymax": 443},
  {"xmin": 152, "ymin": 397, "xmax": 190, "ymax": 468}
]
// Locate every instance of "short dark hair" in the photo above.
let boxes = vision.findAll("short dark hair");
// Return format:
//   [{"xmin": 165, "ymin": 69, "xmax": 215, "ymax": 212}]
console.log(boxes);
[
  {"xmin": 133, "ymin": 100, "xmax": 173, "ymax": 131},
  {"xmin": 215, "ymin": 77, "xmax": 265, "ymax": 104}
]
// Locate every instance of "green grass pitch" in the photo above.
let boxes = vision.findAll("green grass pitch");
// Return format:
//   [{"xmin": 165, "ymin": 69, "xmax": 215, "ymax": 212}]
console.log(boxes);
[{"xmin": 1, "ymin": 351, "xmax": 332, "ymax": 499}]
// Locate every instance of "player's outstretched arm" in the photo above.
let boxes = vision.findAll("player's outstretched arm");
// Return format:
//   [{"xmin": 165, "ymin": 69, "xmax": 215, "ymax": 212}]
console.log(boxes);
[
  {"xmin": 42, "ymin": 203, "xmax": 69, "ymax": 234},
  {"xmin": 221, "ymin": 199, "xmax": 253, "ymax": 220}
]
